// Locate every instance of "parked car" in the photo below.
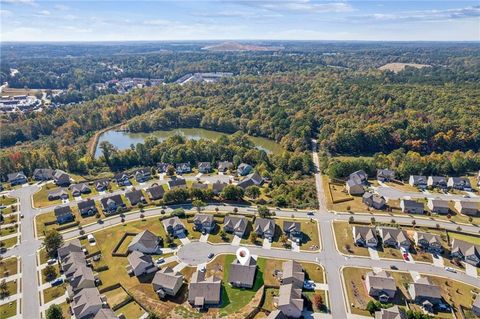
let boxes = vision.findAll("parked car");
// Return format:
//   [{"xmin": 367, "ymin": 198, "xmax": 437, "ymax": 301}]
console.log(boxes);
[
  {"xmin": 47, "ymin": 258, "xmax": 57, "ymax": 265},
  {"xmin": 307, "ymin": 212, "xmax": 314, "ymax": 216},
  {"xmin": 390, "ymin": 265, "xmax": 398, "ymax": 270},
  {"xmin": 303, "ymin": 280, "xmax": 315, "ymax": 290},
  {"xmin": 87, "ymin": 234, "xmax": 96, "ymax": 244},
  {"xmin": 402, "ymin": 253, "xmax": 409, "ymax": 261},
  {"xmin": 207, "ymin": 253, "xmax": 214, "ymax": 259},
  {"xmin": 51, "ymin": 278, "xmax": 64, "ymax": 286},
  {"xmin": 445, "ymin": 267, "xmax": 456, "ymax": 273},
  {"xmin": 155, "ymin": 258, "xmax": 165, "ymax": 265}
]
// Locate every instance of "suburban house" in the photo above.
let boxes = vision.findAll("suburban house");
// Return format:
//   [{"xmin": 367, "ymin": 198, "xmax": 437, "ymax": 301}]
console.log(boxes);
[
  {"xmin": 128, "ymin": 230, "xmax": 162, "ymax": 254},
  {"xmin": 77, "ymin": 199, "xmax": 97, "ymax": 217},
  {"xmin": 114, "ymin": 172, "xmax": 131, "ymax": 186},
  {"xmin": 146, "ymin": 184, "xmax": 165, "ymax": 200},
  {"xmin": 450, "ymin": 239, "xmax": 480, "ymax": 266},
  {"xmin": 283, "ymin": 221, "xmax": 302, "ymax": 243},
  {"xmin": 7, "ymin": 171, "xmax": 27, "ymax": 185},
  {"xmin": 400, "ymin": 199, "xmax": 424, "ymax": 214},
  {"xmin": 54, "ymin": 170, "xmax": 71, "ymax": 187},
  {"xmin": 71, "ymin": 183, "xmax": 91, "ymax": 197},
  {"xmin": 48, "ymin": 188, "xmax": 69, "ymax": 201},
  {"xmin": 212, "ymin": 180, "xmax": 228, "ymax": 195},
  {"xmin": 69, "ymin": 264, "xmax": 97, "ymax": 291},
  {"xmin": 377, "ymin": 169, "xmax": 395, "ymax": 182},
  {"xmin": 57, "ymin": 239, "xmax": 83, "ymax": 260},
  {"xmin": 167, "ymin": 177, "xmax": 187, "ymax": 190},
  {"xmin": 193, "ymin": 214, "xmax": 216, "ymax": 233},
  {"xmin": 349, "ymin": 170, "xmax": 368, "ymax": 184},
  {"xmin": 346, "ymin": 179, "xmax": 365, "ymax": 196},
  {"xmin": 427, "ymin": 176, "xmax": 447, "ymax": 189},
  {"xmin": 125, "ymin": 189, "xmax": 147, "ymax": 206},
  {"xmin": 152, "ymin": 267, "xmax": 184, "ymax": 298},
  {"xmin": 414, "ymin": 232, "xmax": 443, "ymax": 253},
  {"xmin": 228, "ymin": 256, "xmax": 257, "ymax": 288},
  {"xmin": 273, "ymin": 283, "xmax": 304, "ymax": 318},
  {"xmin": 198, "ymin": 162, "xmax": 212, "ymax": 173},
  {"xmin": 280, "ymin": 260, "xmax": 305, "ymax": 287},
  {"xmin": 408, "ymin": 277, "xmax": 442, "ymax": 313},
  {"xmin": 94, "ymin": 178, "xmax": 110, "ymax": 191},
  {"xmin": 362, "ymin": 192, "xmax": 386, "ymax": 210},
  {"xmin": 132, "ymin": 168, "xmax": 151, "ymax": 183},
  {"xmin": 192, "ymin": 182, "xmax": 208, "ymax": 190},
  {"xmin": 237, "ymin": 163, "xmax": 253, "ymax": 176},
  {"xmin": 188, "ymin": 271, "xmax": 222, "ymax": 308},
  {"xmin": 162, "ymin": 217, "xmax": 186, "ymax": 237},
  {"xmin": 447, "ymin": 177, "xmax": 472, "ymax": 191},
  {"xmin": 237, "ymin": 171, "xmax": 264, "ymax": 189},
  {"xmin": 100, "ymin": 194, "xmax": 126, "ymax": 215},
  {"xmin": 70, "ymin": 287, "xmax": 105, "ymax": 319},
  {"xmin": 91, "ymin": 309, "xmax": 117, "ymax": 319},
  {"xmin": 473, "ymin": 294, "xmax": 480, "ymax": 317},
  {"xmin": 33, "ymin": 168, "xmax": 54, "ymax": 181},
  {"xmin": 254, "ymin": 218, "xmax": 276, "ymax": 241},
  {"xmin": 218, "ymin": 161, "xmax": 233, "ymax": 172},
  {"xmin": 223, "ymin": 216, "xmax": 249, "ymax": 237},
  {"xmin": 176, "ymin": 163, "xmax": 191, "ymax": 174},
  {"xmin": 352, "ymin": 226, "xmax": 378, "ymax": 248},
  {"xmin": 374, "ymin": 306, "xmax": 407, "ymax": 319},
  {"xmin": 409, "ymin": 175, "xmax": 427, "ymax": 189},
  {"xmin": 427, "ymin": 199, "xmax": 450, "ymax": 215},
  {"xmin": 54, "ymin": 206, "xmax": 75, "ymax": 224},
  {"xmin": 127, "ymin": 251, "xmax": 156, "ymax": 277},
  {"xmin": 156, "ymin": 162, "xmax": 170, "ymax": 173},
  {"xmin": 379, "ymin": 228, "xmax": 411, "ymax": 249},
  {"xmin": 454, "ymin": 201, "xmax": 479, "ymax": 216},
  {"xmin": 365, "ymin": 270, "xmax": 397, "ymax": 302}
]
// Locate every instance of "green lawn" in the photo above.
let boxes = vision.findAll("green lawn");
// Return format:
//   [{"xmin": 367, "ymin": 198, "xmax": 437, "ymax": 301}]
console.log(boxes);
[
  {"xmin": 0, "ymin": 300, "xmax": 16, "ymax": 318},
  {"xmin": 114, "ymin": 301, "xmax": 145, "ymax": 319},
  {"xmin": 33, "ymin": 183, "xmax": 71, "ymax": 208},
  {"xmin": 218, "ymin": 255, "xmax": 265, "ymax": 317},
  {"xmin": 0, "ymin": 236, "xmax": 18, "ymax": 249},
  {"xmin": 0, "ymin": 225, "xmax": 18, "ymax": 237},
  {"xmin": 0, "ymin": 196, "xmax": 16, "ymax": 206},
  {"xmin": 0, "ymin": 257, "xmax": 18, "ymax": 278},
  {"xmin": 271, "ymin": 218, "xmax": 320, "ymax": 251},
  {"xmin": 300, "ymin": 262, "xmax": 324, "ymax": 283},
  {"xmin": 448, "ymin": 232, "xmax": 480, "ymax": 245},
  {"xmin": 43, "ymin": 284, "xmax": 67, "ymax": 304}
]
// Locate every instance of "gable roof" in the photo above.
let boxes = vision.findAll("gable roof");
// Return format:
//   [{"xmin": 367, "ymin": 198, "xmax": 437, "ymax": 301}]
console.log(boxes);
[
  {"xmin": 283, "ymin": 221, "xmax": 301, "ymax": 233},
  {"xmin": 451, "ymin": 239, "xmax": 480, "ymax": 258},
  {"xmin": 152, "ymin": 267, "xmax": 184, "ymax": 290},
  {"xmin": 353, "ymin": 226, "xmax": 377, "ymax": 243},
  {"xmin": 71, "ymin": 183, "xmax": 90, "ymax": 193},
  {"xmin": 375, "ymin": 306, "xmax": 407, "ymax": 319},
  {"xmin": 281, "ymin": 260, "xmax": 304, "ymax": 286},
  {"xmin": 277, "ymin": 283, "xmax": 303, "ymax": 312},
  {"xmin": 71, "ymin": 287, "xmax": 103, "ymax": 319},
  {"xmin": 189, "ymin": 271, "xmax": 222, "ymax": 305},
  {"xmin": 410, "ymin": 277, "xmax": 441, "ymax": 299},
  {"xmin": 146, "ymin": 184, "xmax": 165, "ymax": 200},
  {"xmin": 228, "ymin": 257, "xmax": 257, "ymax": 286},
  {"xmin": 254, "ymin": 218, "xmax": 275, "ymax": 234},
  {"xmin": 125, "ymin": 189, "xmax": 145, "ymax": 204},
  {"xmin": 193, "ymin": 214, "xmax": 214, "ymax": 224},
  {"xmin": 167, "ymin": 178, "xmax": 186, "ymax": 188},
  {"xmin": 224, "ymin": 216, "xmax": 248, "ymax": 233},
  {"xmin": 129, "ymin": 230, "xmax": 159, "ymax": 251},
  {"xmin": 127, "ymin": 250, "xmax": 153, "ymax": 269},
  {"xmin": 100, "ymin": 194, "xmax": 123, "ymax": 208},
  {"xmin": 7, "ymin": 171, "xmax": 26, "ymax": 182},
  {"xmin": 162, "ymin": 216, "xmax": 184, "ymax": 230},
  {"xmin": 78, "ymin": 199, "xmax": 96, "ymax": 211},
  {"xmin": 54, "ymin": 205, "xmax": 73, "ymax": 218},
  {"xmin": 366, "ymin": 270, "xmax": 396, "ymax": 291}
]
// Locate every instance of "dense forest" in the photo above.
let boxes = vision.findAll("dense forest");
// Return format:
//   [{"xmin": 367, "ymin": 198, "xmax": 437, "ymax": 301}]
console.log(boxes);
[{"xmin": 1, "ymin": 41, "xmax": 479, "ymax": 183}]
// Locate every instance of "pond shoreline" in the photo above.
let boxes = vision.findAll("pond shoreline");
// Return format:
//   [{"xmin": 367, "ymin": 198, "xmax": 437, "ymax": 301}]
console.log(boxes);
[{"xmin": 94, "ymin": 127, "xmax": 284, "ymax": 158}]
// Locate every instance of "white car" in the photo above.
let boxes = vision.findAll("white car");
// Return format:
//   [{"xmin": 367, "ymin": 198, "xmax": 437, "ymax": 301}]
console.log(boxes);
[
  {"xmin": 445, "ymin": 267, "xmax": 456, "ymax": 273},
  {"xmin": 47, "ymin": 258, "xmax": 57, "ymax": 265}
]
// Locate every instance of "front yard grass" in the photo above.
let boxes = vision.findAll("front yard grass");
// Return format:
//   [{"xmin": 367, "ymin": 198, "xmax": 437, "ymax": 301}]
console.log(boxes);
[
  {"xmin": 332, "ymin": 221, "xmax": 370, "ymax": 257},
  {"xmin": 300, "ymin": 262, "xmax": 324, "ymax": 283},
  {"xmin": 0, "ymin": 236, "xmax": 18, "ymax": 249},
  {"xmin": 43, "ymin": 284, "xmax": 67, "ymax": 304},
  {"xmin": 0, "ymin": 196, "xmax": 16, "ymax": 207},
  {"xmin": 270, "ymin": 218, "xmax": 320, "ymax": 251},
  {"xmin": 33, "ymin": 183, "xmax": 72, "ymax": 208},
  {"xmin": 35, "ymin": 205, "xmax": 99, "ymax": 237},
  {"xmin": 0, "ymin": 257, "xmax": 18, "ymax": 278},
  {"xmin": 0, "ymin": 300, "xmax": 16, "ymax": 318},
  {"xmin": 0, "ymin": 225, "xmax": 18, "ymax": 237}
]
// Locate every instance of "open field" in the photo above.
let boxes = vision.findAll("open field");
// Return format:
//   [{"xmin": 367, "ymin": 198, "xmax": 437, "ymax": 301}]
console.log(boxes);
[
  {"xmin": 1, "ymin": 87, "xmax": 42, "ymax": 96},
  {"xmin": 378, "ymin": 62, "xmax": 431, "ymax": 72}
]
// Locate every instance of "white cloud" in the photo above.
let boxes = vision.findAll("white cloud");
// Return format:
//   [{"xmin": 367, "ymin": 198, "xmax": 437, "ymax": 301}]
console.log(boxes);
[
  {"xmin": 239, "ymin": 0, "xmax": 354, "ymax": 14},
  {"xmin": 0, "ymin": 0, "xmax": 37, "ymax": 6},
  {"xmin": 37, "ymin": 9, "xmax": 50, "ymax": 16},
  {"xmin": 349, "ymin": 5, "xmax": 480, "ymax": 23},
  {"xmin": 54, "ymin": 4, "xmax": 69, "ymax": 11},
  {"xmin": 0, "ymin": 9, "xmax": 13, "ymax": 16}
]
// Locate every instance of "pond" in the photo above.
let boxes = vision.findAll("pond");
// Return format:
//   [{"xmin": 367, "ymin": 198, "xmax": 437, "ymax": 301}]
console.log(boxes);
[{"xmin": 94, "ymin": 127, "xmax": 284, "ymax": 158}]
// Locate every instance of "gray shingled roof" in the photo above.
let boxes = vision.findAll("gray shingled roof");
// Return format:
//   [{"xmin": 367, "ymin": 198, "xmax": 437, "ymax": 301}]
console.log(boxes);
[
  {"xmin": 228, "ymin": 257, "xmax": 257, "ymax": 287},
  {"xmin": 152, "ymin": 267, "xmax": 184, "ymax": 290},
  {"xmin": 128, "ymin": 230, "xmax": 159, "ymax": 251}
]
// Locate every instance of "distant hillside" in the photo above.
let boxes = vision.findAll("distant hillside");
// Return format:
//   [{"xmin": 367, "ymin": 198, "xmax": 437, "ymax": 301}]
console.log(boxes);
[
  {"xmin": 378, "ymin": 62, "xmax": 431, "ymax": 73},
  {"xmin": 202, "ymin": 41, "xmax": 283, "ymax": 52}
]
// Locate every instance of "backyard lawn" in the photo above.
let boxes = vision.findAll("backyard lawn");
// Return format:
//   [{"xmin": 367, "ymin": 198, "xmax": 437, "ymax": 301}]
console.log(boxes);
[
  {"xmin": 43, "ymin": 284, "xmax": 67, "ymax": 304},
  {"xmin": 448, "ymin": 232, "xmax": 480, "ymax": 245},
  {"xmin": 114, "ymin": 300, "xmax": 146, "ymax": 319},
  {"xmin": 32, "ymin": 183, "xmax": 73, "ymax": 208}
]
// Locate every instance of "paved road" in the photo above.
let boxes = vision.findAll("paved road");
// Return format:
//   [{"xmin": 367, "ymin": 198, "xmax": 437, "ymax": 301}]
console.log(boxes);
[{"xmin": 4, "ymin": 185, "xmax": 43, "ymax": 319}]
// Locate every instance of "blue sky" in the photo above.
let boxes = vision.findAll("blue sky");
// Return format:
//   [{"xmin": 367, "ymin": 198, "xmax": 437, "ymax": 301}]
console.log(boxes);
[{"xmin": 1, "ymin": 0, "xmax": 479, "ymax": 41}]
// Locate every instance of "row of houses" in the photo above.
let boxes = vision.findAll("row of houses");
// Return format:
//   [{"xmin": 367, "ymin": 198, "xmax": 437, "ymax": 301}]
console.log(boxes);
[
  {"xmin": 345, "ymin": 169, "xmax": 480, "ymax": 196},
  {"xmin": 57, "ymin": 240, "xmax": 118, "ymax": 319},
  {"xmin": 353, "ymin": 225, "xmax": 480, "ymax": 266},
  {"xmin": 365, "ymin": 269, "xmax": 445, "ymax": 314}
]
